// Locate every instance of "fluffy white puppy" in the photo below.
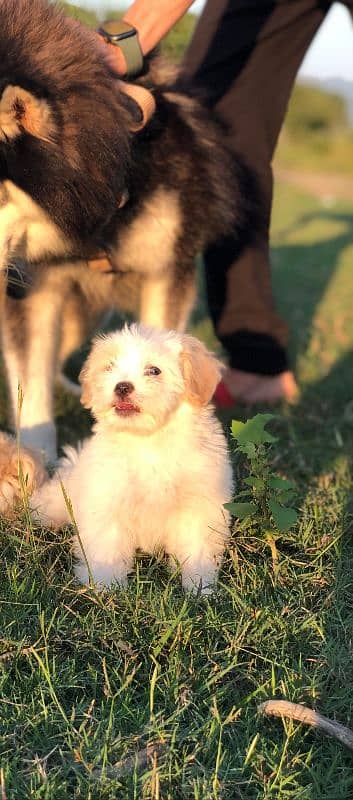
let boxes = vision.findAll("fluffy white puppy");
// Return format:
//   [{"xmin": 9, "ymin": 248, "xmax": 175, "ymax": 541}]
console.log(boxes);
[{"xmin": 31, "ymin": 324, "xmax": 233, "ymax": 592}]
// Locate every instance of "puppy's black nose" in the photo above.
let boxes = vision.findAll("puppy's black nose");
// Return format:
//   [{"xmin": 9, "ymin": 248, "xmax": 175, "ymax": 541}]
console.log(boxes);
[{"xmin": 114, "ymin": 381, "xmax": 134, "ymax": 397}]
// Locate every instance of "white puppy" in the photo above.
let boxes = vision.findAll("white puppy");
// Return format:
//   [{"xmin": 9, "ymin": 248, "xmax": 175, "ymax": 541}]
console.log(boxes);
[{"xmin": 31, "ymin": 325, "xmax": 233, "ymax": 592}]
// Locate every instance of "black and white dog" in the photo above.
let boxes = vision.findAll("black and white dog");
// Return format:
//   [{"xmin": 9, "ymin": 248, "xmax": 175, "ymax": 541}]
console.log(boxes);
[{"xmin": 0, "ymin": 0, "xmax": 258, "ymax": 461}]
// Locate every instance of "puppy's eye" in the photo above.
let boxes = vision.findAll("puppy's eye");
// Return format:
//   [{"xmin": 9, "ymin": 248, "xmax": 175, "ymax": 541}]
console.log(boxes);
[{"xmin": 144, "ymin": 366, "xmax": 161, "ymax": 376}]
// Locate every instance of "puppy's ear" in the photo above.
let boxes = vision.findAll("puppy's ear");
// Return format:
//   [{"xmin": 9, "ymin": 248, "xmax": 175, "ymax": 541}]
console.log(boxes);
[
  {"xmin": 78, "ymin": 361, "xmax": 93, "ymax": 410},
  {"xmin": 180, "ymin": 335, "xmax": 222, "ymax": 407},
  {"xmin": 0, "ymin": 86, "xmax": 55, "ymax": 143}
]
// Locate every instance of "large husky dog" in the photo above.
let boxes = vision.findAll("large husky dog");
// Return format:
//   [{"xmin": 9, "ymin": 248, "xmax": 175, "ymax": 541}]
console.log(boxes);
[{"xmin": 0, "ymin": 0, "xmax": 258, "ymax": 461}]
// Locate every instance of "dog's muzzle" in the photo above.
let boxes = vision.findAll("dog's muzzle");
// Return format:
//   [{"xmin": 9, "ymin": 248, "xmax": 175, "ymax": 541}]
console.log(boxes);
[{"xmin": 113, "ymin": 381, "xmax": 140, "ymax": 415}]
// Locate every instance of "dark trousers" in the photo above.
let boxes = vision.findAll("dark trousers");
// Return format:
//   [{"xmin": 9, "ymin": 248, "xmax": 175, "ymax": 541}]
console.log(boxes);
[{"xmin": 183, "ymin": 0, "xmax": 353, "ymax": 374}]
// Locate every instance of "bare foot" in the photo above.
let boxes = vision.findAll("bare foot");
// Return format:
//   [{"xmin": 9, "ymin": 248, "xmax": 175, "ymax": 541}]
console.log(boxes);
[{"xmin": 214, "ymin": 368, "xmax": 299, "ymax": 407}]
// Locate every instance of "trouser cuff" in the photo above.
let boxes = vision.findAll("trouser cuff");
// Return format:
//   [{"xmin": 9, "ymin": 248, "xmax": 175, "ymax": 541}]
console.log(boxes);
[{"xmin": 220, "ymin": 330, "xmax": 289, "ymax": 376}]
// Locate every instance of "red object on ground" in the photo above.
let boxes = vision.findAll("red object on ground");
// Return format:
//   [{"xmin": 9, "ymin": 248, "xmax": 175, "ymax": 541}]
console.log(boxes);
[{"xmin": 213, "ymin": 379, "xmax": 236, "ymax": 409}]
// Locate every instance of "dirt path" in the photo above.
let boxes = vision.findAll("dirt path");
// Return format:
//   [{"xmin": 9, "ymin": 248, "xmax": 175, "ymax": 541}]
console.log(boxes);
[{"xmin": 275, "ymin": 166, "xmax": 353, "ymax": 204}]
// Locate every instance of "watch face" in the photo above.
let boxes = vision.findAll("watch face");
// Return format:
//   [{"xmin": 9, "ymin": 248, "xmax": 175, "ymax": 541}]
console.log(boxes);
[
  {"xmin": 99, "ymin": 20, "xmax": 137, "ymax": 42},
  {"xmin": 97, "ymin": 18, "xmax": 143, "ymax": 77}
]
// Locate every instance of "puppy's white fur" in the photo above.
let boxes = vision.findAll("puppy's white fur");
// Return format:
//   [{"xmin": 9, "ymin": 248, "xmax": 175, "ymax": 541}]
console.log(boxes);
[{"xmin": 31, "ymin": 325, "xmax": 233, "ymax": 592}]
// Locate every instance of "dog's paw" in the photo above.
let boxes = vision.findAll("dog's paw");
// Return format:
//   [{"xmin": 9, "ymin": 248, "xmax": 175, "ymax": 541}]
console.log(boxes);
[
  {"xmin": 182, "ymin": 574, "xmax": 216, "ymax": 595},
  {"xmin": 74, "ymin": 562, "xmax": 91, "ymax": 586},
  {"xmin": 0, "ymin": 432, "xmax": 47, "ymax": 516},
  {"xmin": 181, "ymin": 561, "xmax": 219, "ymax": 595},
  {"xmin": 75, "ymin": 560, "xmax": 129, "ymax": 589}
]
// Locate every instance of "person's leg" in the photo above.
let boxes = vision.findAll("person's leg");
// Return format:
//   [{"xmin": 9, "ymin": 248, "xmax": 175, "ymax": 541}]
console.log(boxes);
[{"xmin": 183, "ymin": 0, "xmax": 329, "ymax": 403}]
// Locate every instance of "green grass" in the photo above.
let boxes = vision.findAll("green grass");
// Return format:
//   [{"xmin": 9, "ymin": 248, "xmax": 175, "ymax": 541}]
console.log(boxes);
[
  {"xmin": 2, "ymin": 182, "xmax": 353, "ymax": 798},
  {"xmin": 276, "ymin": 83, "xmax": 353, "ymax": 176},
  {"xmin": 276, "ymin": 130, "xmax": 353, "ymax": 175}
]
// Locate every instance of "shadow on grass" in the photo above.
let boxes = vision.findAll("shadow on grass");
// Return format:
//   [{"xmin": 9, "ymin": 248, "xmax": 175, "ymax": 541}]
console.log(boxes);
[
  {"xmin": 272, "ymin": 209, "xmax": 353, "ymax": 372},
  {"xmin": 213, "ymin": 203, "xmax": 353, "ymax": 795}
]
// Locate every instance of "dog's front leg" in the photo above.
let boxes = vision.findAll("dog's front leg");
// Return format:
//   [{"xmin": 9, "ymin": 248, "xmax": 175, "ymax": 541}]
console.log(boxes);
[
  {"xmin": 139, "ymin": 263, "xmax": 196, "ymax": 332},
  {"xmin": 73, "ymin": 519, "xmax": 134, "ymax": 589},
  {"xmin": 2, "ymin": 288, "xmax": 65, "ymax": 463}
]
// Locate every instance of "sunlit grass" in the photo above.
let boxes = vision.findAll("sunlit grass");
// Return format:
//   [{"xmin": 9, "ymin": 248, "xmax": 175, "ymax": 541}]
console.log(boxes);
[{"xmin": 2, "ymin": 183, "xmax": 353, "ymax": 798}]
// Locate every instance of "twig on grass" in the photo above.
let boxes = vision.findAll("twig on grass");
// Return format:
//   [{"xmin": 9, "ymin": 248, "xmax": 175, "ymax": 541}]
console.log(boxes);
[
  {"xmin": 92, "ymin": 741, "xmax": 167, "ymax": 780},
  {"xmin": 0, "ymin": 768, "xmax": 7, "ymax": 800},
  {"xmin": 0, "ymin": 644, "xmax": 43, "ymax": 663},
  {"xmin": 23, "ymin": 746, "xmax": 59, "ymax": 783},
  {"xmin": 259, "ymin": 699, "xmax": 353, "ymax": 750},
  {"xmin": 102, "ymin": 637, "xmax": 136, "ymax": 657}
]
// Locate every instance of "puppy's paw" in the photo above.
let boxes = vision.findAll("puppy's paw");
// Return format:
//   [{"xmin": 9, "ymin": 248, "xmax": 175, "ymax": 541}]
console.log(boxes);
[
  {"xmin": 181, "ymin": 559, "xmax": 219, "ymax": 595},
  {"xmin": 74, "ymin": 562, "xmax": 92, "ymax": 586},
  {"xmin": 75, "ymin": 560, "xmax": 129, "ymax": 589},
  {"xmin": 182, "ymin": 573, "xmax": 216, "ymax": 595},
  {"xmin": 0, "ymin": 432, "xmax": 47, "ymax": 516}
]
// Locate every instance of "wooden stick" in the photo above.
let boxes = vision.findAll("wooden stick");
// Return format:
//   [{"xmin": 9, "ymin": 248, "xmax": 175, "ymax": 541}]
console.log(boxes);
[{"xmin": 259, "ymin": 700, "xmax": 353, "ymax": 750}]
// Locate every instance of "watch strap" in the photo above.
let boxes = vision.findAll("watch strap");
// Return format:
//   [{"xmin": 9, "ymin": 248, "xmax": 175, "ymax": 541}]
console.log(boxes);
[{"xmin": 117, "ymin": 33, "xmax": 144, "ymax": 79}]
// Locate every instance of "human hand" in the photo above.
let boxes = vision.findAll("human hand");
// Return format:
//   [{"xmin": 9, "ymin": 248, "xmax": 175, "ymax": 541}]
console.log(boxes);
[{"xmin": 96, "ymin": 31, "xmax": 127, "ymax": 76}]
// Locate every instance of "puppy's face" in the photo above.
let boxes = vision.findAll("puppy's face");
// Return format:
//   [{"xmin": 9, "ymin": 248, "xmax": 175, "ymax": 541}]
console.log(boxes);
[{"xmin": 79, "ymin": 325, "xmax": 221, "ymax": 435}]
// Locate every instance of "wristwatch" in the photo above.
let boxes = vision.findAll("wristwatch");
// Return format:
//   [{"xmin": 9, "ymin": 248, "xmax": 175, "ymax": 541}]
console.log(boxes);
[{"xmin": 97, "ymin": 19, "xmax": 144, "ymax": 78}]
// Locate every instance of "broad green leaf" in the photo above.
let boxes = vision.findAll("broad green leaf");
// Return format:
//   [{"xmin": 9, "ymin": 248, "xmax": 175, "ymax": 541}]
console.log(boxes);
[
  {"xmin": 269, "ymin": 500, "xmax": 298, "ymax": 532},
  {"xmin": 268, "ymin": 476, "xmax": 294, "ymax": 491},
  {"xmin": 240, "ymin": 441, "xmax": 257, "ymax": 459},
  {"xmin": 224, "ymin": 502, "xmax": 257, "ymax": 519},
  {"xmin": 276, "ymin": 489, "xmax": 296, "ymax": 504},
  {"xmin": 232, "ymin": 414, "xmax": 277, "ymax": 445},
  {"xmin": 244, "ymin": 476, "xmax": 265, "ymax": 491},
  {"xmin": 231, "ymin": 420, "xmax": 246, "ymax": 439}
]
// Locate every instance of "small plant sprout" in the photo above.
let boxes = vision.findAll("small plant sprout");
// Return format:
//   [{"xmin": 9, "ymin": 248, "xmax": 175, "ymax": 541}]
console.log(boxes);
[{"xmin": 225, "ymin": 414, "xmax": 298, "ymax": 575}]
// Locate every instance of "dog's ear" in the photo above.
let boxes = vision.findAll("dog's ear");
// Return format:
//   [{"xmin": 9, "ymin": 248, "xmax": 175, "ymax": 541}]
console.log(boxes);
[
  {"xmin": 0, "ymin": 86, "xmax": 55, "ymax": 143},
  {"xmin": 180, "ymin": 335, "xmax": 222, "ymax": 407},
  {"xmin": 78, "ymin": 361, "xmax": 93, "ymax": 409}
]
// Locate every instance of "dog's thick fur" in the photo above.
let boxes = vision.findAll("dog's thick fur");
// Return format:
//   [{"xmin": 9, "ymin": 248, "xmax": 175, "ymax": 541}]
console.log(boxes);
[
  {"xmin": 0, "ymin": 0, "xmax": 132, "ymax": 252},
  {"xmin": 0, "ymin": 0, "xmax": 259, "ymax": 461},
  {"xmin": 30, "ymin": 325, "xmax": 233, "ymax": 592}
]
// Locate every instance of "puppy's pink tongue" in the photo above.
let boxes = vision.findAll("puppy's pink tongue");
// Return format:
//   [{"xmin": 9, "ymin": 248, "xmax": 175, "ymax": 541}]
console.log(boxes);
[{"xmin": 114, "ymin": 401, "xmax": 139, "ymax": 413}]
